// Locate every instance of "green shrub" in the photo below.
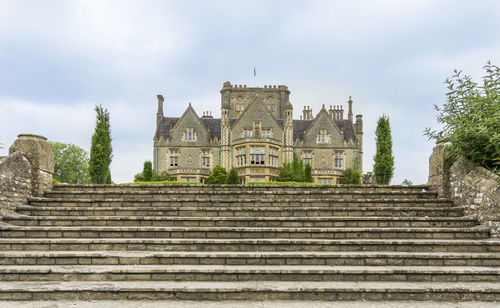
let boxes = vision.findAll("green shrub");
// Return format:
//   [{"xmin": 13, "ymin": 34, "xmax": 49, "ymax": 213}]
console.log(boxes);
[
  {"xmin": 247, "ymin": 181, "xmax": 330, "ymax": 185},
  {"xmin": 142, "ymin": 161, "xmax": 153, "ymax": 181},
  {"xmin": 425, "ymin": 61, "xmax": 500, "ymax": 172},
  {"xmin": 226, "ymin": 168, "xmax": 240, "ymax": 184},
  {"xmin": 276, "ymin": 156, "xmax": 308, "ymax": 182},
  {"xmin": 152, "ymin": 171, "xmax": 171, "ymax": 181},
  {"xmin": 133, "ymin": 173, "xmax": 144, "ymax": 182},
  {"xmin": 304, "ymin": 163, "xmax": 313, "ymax": 183},
  {"xmin": 341, "ymin": 168, "xmax": 361, "ymax": 184},
  {"xmin": 206, "ymin": 165, "xmax": 228, "ymax": 184}
]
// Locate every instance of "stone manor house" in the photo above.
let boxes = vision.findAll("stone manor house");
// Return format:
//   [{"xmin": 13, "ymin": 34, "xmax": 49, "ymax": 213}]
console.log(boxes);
[{"xmin": 153, "ymin": 81, "xmax": 363, "ymax": 184}]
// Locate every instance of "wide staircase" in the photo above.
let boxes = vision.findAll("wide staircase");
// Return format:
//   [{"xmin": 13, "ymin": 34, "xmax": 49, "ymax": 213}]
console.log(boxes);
[{"xmin": 0, "ymin": 184, "xmax": 499, "ymax": 301}]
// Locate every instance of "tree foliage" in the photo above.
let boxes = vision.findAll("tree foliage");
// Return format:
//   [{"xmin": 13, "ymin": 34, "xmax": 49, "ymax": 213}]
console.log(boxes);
[
  {"xmin": 304, "ymin": 163, "xmax": 313, "ymax": 183},
  {"xmin": 275, "ymin": 156, "xmax": 312, "ymax": 183},
  {"xmin": 134, "ymin": 161, "xmax": 170, "ymax": 183},
  {"xmin": 89, "ymin": 105, "xmax": 113, "ymax": 184},
  {"xmin": 226, "ymin": 168, "xmax": 240, "ymax": 184},
  {"xmin": 142, "ymin": 161, "xmax": 153, "ymax": 181},
  {"xmin": 49, "ymin": 141, "xmax": 90, "ymax": 184},
  {"xmin": 373, "ymin": 115, "xmax": 394, "ymax": 184},
  {"xmin": 341, "ymin": 168, "xmax": 361, "ymax": 184},
  {"xmin": 401, "ymin": 179, "xmax": 413, "ymax": 186},
  {"xmin": 206, "ymin": 165, "xmax": 228, "ymax": 184},
  {"xmin": 425, "ymin": 61, "xmax": 500, "ymax": 173}
]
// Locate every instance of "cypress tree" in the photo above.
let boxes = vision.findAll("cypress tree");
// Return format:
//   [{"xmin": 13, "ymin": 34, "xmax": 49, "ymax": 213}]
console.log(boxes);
[
  {"xmin": 304, "ymin": 163, "xmax": 313, "ymax": 183},
  {"xmin": 226, "ymin": 168, "xmax": 240, "ymax": 184},
  {"xmin": 89, "ymin": 105, "xmax": 113, "ymax": 184},
  {"xmin": 373, "ymin": 115, "xmax": 394, "ymax": 184},
  {"xmin": 142, "ymin": 161, "xmax": 153, "ymax": 181}
]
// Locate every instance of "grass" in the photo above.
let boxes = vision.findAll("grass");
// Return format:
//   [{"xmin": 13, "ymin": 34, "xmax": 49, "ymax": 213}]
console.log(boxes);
[
  {"xmin": 247, "ymin": 181, "xmax": 333, "ymax": 185},
  {"xmin": 121, "ymin": 180, "xmax": 201, "ymax": 185}
]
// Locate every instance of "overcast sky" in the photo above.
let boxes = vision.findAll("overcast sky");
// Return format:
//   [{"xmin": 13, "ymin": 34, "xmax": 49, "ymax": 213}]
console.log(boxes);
[{"xmin": 1, "ymin": 0, "xmax": 499, "ymax": 184}]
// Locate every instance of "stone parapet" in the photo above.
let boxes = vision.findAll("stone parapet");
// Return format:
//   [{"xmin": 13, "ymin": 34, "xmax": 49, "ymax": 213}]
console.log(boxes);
[
  {"xmin": 449, "ymin": 157, "xmax": 500, "ymax": 237},
  {"xmin": 429, "ymin": 142, "xmax": 500, "ymax": 236},
  {"xmin": 428, "ymin": 141, "xmax": 452, "ymax": 198},
  {"xmin": 0, "ymin": 134, "xmax": 53, "ymax": 216}
]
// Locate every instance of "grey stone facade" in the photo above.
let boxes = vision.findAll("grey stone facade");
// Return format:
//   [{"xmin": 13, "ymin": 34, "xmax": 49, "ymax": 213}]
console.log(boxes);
[{"xmin": 154, "ymin": 82, "xmax": 363, "ymax": 183}]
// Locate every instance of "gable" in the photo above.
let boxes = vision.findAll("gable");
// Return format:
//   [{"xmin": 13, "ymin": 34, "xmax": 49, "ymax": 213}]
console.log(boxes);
[
  {"xmin": 303, "ymin": 109, "xmax": 344, "ymax": 147},
  {"xmin": 231, "ymin": 98, "xmax": 283, "ymax": 141},
  {"xmin": 169, "ymin": 106, "xmax": 210, "ymax": 146}
]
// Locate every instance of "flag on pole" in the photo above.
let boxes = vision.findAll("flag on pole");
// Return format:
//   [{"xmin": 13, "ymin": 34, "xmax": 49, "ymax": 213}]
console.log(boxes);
[{"xmin": 254, "ymin": 67, "xmax": 256, "ymax": 77}]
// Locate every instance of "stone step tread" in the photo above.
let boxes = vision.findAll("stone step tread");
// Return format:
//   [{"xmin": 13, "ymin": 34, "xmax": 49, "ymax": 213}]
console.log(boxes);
[
  {"xmin": 1, "ymin": 265, "xmax": 499, "ymax": 275},
  {"xmin": 17, "ymin": 205, "xmax": 462, "ymax": 211},
  {"xmin": 0, "ymin": 280, "xmax": 498, "ymax": 293},
  {"xmin": 2, "ymin": 250, "xmax": 499, "ymax": 259},
  {"xmin": 3, "ymin": 215, "xmax": 476, "ymax": 222},
  {"xmin": 46, "ymin": 190, "xmax": 436, "ymax": 195},
  {"xmin": 52, "ymin": 183, "xmax": 430, "ymax": 188},
  {"xmin": 29, "ymin": 197, "xmax": 451, "ymax": 203},
  {"xmin": 1, "ymin": 238, "xmax": 498, "ymax": 245},
  {"xmin": 0, "ymin": 224, "xmax": 487, "ymax": 232}
]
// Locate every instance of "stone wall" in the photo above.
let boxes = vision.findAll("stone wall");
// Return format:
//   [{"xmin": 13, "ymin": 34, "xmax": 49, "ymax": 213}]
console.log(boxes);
[
  {"xmin": 429, "ymin": 143, "xmax": 500, "ymax": 236},
  {"xmin": 0, "ymin": 134, "xmax": 53, "ymax": 218},
  {"xmin": 449, "ymin": 157, "xmax": 500, "ymax": 237}
]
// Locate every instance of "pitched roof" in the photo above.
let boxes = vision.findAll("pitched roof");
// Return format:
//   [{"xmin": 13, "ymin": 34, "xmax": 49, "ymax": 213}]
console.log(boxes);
[{"xmin": 155, "ymin": 117, "xmax": 356, "ymax": 142}]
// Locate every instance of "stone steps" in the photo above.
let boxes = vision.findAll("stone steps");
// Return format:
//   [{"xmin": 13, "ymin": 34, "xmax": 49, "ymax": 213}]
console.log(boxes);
[
  {"xmin": 16, "ymin": 204, "xmax": 465, "ymax": 217},
  {"xmin": 0, "ymin": 225, "xmax": 489, "ymax": 239},
  {"xmin": 1, "ymin": 265, "xmax": 499, "ymax": 282},
  {"xmin": 28, "ymin": 197, "xmax": 453, "ymax": 208},
  {"xmin": 2, "ymin": 215, "xmax": 477, "ymax": 228},
  {"xmin": 1, "ymin": 238, "xmax": 499, "ymax": 252},
  {"xmin": 1, "ymin": 251, "xmax": 499, "ymax": 266},
  {"xmin": 51, "ymin": 184, "xmax": 431, "ymax": 193},
  {"xmin": 1, "ymin": 184, "xmax": 499, "ymax": 302},
  {"xmin": 0, "ymin": 281, "xmax": 498, "ymax": 301},
  {"xmin": 45, "ymin": 190, "xmax": 437, "ymax": 200}
]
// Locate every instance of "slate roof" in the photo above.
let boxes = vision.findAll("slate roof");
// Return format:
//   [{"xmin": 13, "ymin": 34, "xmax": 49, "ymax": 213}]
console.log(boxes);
[{"xmin": 155, "ymin": 117, "xmax": 356, "ymax": 142}]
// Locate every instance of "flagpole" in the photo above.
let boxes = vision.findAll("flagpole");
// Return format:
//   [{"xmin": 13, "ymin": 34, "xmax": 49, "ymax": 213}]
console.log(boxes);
[{"xmin": 254, "ymin": 66, "xmax": 256, "ymax": 87}]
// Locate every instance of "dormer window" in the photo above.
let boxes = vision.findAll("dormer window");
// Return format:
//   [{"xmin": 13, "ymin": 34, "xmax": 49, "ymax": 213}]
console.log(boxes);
[
  {"xmin": 243, "ymin": 129, "xmax": 253, "ymax": 138},
  {"xmin": 184, "ymin": 128, "xmax": 196, "ymax": 141},
  {"xmin": 317, "ymin": 129, "xmax": 329, "ymax": 144},
  {"xmin": 262, "ymin": 129, "xmax": 271, "ymax": 138}
]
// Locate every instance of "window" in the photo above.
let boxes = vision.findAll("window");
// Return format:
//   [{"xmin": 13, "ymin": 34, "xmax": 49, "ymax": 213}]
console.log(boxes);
[
  {"xmin": 236, "ymin": 146, "xmax": 246, "ymax": 166},
  {"xmin": 181, "ymin": 177, "xmax": 196, "ymax": 182},
  {"xmin": 262, "ymin": 129, "xmax": 271, "ymax": 138},
  {"xmin": 250, "ymin": 146, "xmax": 265, "ymax": 165},
  {"xmin": 170, "ymin": 150, "xmax": 179, "ymax": 167},
  {"xmin": 250, "ymin": 177, "xmax": 265, "ymax": 182},
  {"xmin": 303, "ymin": 151, "xmax": 312, "ymax": 166},
  {"xmin": 269, "ymin": 146, "xmax": 279, "ymax": 167},
  {"xmin": 335, "ymin": 152, "xmax": 344, "ymax": 169},
  {"xmin": 243, "ymin": 129, "xmax": 253, "ymax": 138},
  {"xmin": 317, "ymin": 129, "xmax": 329, "ymax": 144},
  {"xmin": 202, "ymin": 150, "xmax": 210, "ymax": 168},
  {"xmin": 318, "ymin": 178, "xmax": 333, "ymax": 184},
  {"xmin": 184, "ymin": 128, "xmax": 196, "ymax": 141}
]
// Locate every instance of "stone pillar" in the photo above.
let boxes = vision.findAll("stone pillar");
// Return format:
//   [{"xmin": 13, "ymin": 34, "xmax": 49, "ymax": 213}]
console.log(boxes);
[
  {"xmin": 428, "ymin": 141, "xmax": 452, "ymax": 198},
  {"xmin": 9, "ymin": 134, "xmax": 54, "ymax": 196}
]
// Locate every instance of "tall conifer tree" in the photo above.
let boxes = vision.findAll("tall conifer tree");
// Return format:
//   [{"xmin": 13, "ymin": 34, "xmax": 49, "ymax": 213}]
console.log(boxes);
[
  {"xmin": 373, "ymin": 115, "xmax": 394, "ymax": 184},
  {"xmin": 89, "ymin": 105, "xmax": 113, "ymax": 184}
]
